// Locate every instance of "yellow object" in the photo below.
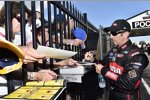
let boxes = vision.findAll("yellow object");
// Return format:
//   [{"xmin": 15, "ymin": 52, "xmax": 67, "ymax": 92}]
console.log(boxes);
[
  {"xmin": 34, "ymin": 89, "xmax": 58, "ymax": 95},
  {"xmin": 44, "ymin": 79, "xmax": 64, "ymax": 86},
  {"xmin": 4, "ymin": 93, "xmax": 29, "ymax": 99},
  {"xmin": 40, "ymin": 87, "xmax": 61, "ymax": 90},
  {"xmin": 26, "ymin": 79, "xmax": 65, "ymax": 87},
  {"xmin": 3, "ymin": 79, "xmax": 66, "ymax": 99},
  {"xmin": 26, "ymin": 81, "xmax": 45, "ymax": 86},
  {"xmin": 0, "ymin": 39, "xmax": 24, "ymax": 74},
  {"xmin": 27, "ymin": 94, "xmax": 53, "ymax": 100},
  {"xmin": 12, "ymin": 87, "xmax": 38, "ymax": 94}
]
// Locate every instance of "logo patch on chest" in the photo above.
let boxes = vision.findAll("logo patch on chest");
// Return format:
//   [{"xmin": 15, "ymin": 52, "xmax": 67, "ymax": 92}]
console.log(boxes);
[{"xmin": 109, "ymin": 62, "xmax": 124, "ymax": 75}]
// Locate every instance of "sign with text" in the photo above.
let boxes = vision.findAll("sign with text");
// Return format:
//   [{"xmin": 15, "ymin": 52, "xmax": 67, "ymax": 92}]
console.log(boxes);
[{"xmin": 132, "ymin": 20, "xmax": 150, "ymax": 29}]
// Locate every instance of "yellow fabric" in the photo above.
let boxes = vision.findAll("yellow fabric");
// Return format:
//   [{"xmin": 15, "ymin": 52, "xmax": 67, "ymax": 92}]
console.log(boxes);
[
  {"xmin": 0, "ymin": 39, "xmax": 24, "ymax": 59},
  {"xmin": 0, "ymin": 39, "xmax": 24, "ymax": 74}
]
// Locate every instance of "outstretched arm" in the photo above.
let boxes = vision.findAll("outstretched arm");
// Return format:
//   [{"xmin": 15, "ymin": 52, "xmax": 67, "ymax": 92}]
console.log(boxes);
[
  {"xmin": 19, "ymin": 46, "xmax": 46, "ymax": 64},
  {"xmin": 27, "ymin": 70, "xmax": 57, "ymax": 81}
]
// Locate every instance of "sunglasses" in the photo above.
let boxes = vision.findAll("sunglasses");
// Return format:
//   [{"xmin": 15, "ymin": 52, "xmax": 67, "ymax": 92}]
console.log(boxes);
[
  {"xmin": 109, "ymin": 30, "xmax": 127, "ymax": 36},
  {"xmin": 15, "ymin": 16, "xmax": 28, "ymax": 24}
]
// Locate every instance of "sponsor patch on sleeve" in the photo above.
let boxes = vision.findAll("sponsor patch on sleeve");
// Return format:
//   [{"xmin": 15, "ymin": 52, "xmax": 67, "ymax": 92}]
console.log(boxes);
[
  {"xmin": 130, "ymin": 51, "xmax": 139, "ymax": 57},
  {"xmin": 128, "ymin": 70, "xmax": 137, "ymax": 78},
  {"xmin": 131, "ymin": 62, "xmax": 142, "ymax": 66},
  {"xmin": 105, "ymin": 71, "xmax": 118, "ymax": 81}
]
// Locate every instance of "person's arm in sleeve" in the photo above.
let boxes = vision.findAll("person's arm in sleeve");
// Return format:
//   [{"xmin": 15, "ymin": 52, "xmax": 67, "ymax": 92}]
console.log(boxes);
[
  {"xmin": 27, "ymin": 70, "xmax": 57, "ymax": 81},
  {"xmin": 96, "ymin": 53, "xmax": 149, "ymax": 91},
  {"xmin": 19, "ymin": 46, "xmax": 46, "ymax": 64}
]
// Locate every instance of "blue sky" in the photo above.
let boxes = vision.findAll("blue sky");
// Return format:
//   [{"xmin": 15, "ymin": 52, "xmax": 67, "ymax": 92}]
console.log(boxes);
[
  {"xmin": 73, "ymin": 1, "xmax": 150, "ymax": 28},
  {"xmin": 72, "ymin": 1, "xmax": 150, "ymax": 42}
]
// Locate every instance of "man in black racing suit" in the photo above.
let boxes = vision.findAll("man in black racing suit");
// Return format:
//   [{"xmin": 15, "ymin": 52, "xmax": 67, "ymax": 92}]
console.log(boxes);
[{"xmin": 95, "ymin": 19, "xmax": 149, "ymax": 100}]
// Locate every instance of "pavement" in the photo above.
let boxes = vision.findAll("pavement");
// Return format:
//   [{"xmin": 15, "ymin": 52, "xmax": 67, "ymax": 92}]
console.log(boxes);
[
  {"xmin": 141, "ymin": 53, "xmax": 150, "ymax": 100},
  {"xmin": 143, "ymin": 53, "xmax": 150, "ymax": 86}
]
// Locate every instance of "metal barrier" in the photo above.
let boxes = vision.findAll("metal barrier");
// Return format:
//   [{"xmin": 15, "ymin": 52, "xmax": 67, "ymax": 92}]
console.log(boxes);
[{"xmin": 1, "ymin": 1, "xmax": 100, "ymax": 99}]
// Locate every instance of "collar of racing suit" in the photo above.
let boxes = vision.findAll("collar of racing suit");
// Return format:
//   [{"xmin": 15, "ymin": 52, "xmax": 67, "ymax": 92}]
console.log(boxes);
[{"xmin": 118, "ymin": 39, "xmax": 132, "ymax": 51}]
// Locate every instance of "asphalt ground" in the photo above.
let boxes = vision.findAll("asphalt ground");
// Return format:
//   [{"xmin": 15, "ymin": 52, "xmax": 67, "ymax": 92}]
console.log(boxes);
[{"xmin": 141, "ymin": 53, "xmax": 150, "ymax": 100}]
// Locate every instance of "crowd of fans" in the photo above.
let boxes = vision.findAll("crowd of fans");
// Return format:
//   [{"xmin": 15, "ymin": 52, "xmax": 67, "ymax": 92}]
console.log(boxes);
[{"xmin": 133, "ymin": 41, "xmax": 150, "ymax": 55}]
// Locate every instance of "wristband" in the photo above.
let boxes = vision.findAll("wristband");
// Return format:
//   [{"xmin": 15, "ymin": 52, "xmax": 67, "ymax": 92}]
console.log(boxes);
[
  {"xmin": 69, "ymin": 40, "xmax": 73, "ymax": 45},
  {"xmin": 29, "ymin": 72, "xmax": 35, "ymax": 80}
]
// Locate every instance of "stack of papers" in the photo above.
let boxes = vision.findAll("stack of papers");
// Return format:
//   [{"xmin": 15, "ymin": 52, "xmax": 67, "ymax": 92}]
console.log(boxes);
[
  {"xmin": 59, "ymin": 66, "xmax": 86, "ymax": 83},
  {"xmin": 59, "ymin": 66, "xmax": 86, "ymax": 75},
  {"xmin": 61, "ymin": 74, "xmax": 83, "ymax": 83}
]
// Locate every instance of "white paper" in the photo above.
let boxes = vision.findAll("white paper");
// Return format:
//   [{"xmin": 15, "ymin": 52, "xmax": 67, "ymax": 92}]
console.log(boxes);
[
  {"xmin": 59, "ymin": 66, "xmax": 86, "ymax": 75},
  {"xmin": 36, "ymin": 45, "xmax": 77, "ymax": 59},
  {"xmin": 61, "ymin": 74, "xmax": 83, "ymax": 83},
  {"xmin": 78, "ymin": 62, "xmax": 96, "ymax": 66}
]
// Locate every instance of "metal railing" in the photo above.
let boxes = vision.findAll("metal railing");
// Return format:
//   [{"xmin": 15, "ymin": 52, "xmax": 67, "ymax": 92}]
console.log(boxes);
[{"xmin": 1, "ymin": 1, "xmax": 100, "ymax": 99}]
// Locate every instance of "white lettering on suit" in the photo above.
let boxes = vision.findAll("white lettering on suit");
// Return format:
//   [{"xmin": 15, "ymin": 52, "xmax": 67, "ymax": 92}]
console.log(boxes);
[{"xmin": 110, "ymin": 66, "xmax": 121, "ymax": 74}]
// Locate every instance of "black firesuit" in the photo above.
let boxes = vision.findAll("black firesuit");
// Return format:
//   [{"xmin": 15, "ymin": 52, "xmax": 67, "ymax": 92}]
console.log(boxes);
[{"xmin": 100, "ymin": 40, "xmax": 149, "ymax": 100}]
